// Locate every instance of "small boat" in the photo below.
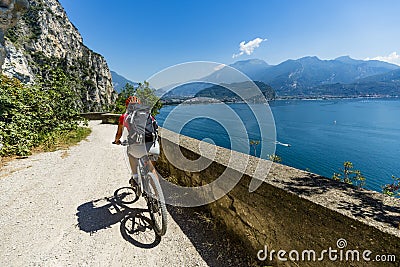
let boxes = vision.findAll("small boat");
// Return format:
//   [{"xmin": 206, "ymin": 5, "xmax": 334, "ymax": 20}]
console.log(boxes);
[{"xmin": 275, "ymin": 141, "xmax": 291, "ymax": 147}]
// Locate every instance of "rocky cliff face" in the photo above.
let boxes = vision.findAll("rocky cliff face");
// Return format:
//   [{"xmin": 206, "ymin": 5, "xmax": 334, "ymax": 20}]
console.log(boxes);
[
  {"xmin": 0, "ymin": 0, "xmax": 29, "ymax": 68},
  {"xmin": 2, "ymin": 0, "xmax": 116, "ymax": 111}
]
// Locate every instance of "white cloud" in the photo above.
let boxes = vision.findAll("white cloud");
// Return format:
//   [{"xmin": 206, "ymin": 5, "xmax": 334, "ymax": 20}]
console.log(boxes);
[
  {"xmin": 365, "ymin": 52, "xmax": 400, "ymax": 66},
  {"xmin": 232, "ymin": 37, "xmax": 267, "ymax": 58}
]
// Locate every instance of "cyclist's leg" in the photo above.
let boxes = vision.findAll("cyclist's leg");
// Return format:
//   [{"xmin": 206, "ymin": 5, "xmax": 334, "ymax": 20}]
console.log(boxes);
[
  {"xmin": 146, "ymin": 140, "xmax": 160, "ymax": 180},
  {"xmin": 127, "ymin": 143, "xmax": 146, "ymax": 176},
  {"xmin": 127, "ymin": 153, "xmax": 141, "ymax": 195},
  {"xmin": 148, "ymin": 161, "xmax": 159, "ymax": 181},
  {"xmin": 128, "ymin": 154, "xmax": 139, "ymax": 176}
]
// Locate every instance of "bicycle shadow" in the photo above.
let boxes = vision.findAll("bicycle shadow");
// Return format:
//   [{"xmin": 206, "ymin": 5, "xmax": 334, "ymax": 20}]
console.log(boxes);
[{"xmin": 76, "ymin": 187, "xmax": 161, "ymax": 249}]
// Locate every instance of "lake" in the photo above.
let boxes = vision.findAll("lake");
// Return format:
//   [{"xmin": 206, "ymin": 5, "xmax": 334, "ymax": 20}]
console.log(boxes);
[{"xmin": 156, "ymin": 98, "xmax": 400, "ymax": 193}]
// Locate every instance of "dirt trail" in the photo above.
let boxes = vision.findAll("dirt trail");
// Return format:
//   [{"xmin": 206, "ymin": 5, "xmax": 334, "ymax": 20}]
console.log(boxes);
[{"xmin": 0, "ymin": 121, "xmax": 251, "ymax": 266}]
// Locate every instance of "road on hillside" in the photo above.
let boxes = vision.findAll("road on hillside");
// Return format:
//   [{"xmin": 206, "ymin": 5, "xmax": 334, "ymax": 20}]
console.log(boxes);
[{"xmin": 0, "ymin": 121, "xmax": 252, "ymax": 266}]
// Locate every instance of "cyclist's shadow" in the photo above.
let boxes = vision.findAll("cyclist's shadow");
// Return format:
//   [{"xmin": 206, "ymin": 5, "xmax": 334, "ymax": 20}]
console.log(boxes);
[{"xmin": 76, "ymin": 187, "xmax": 161, "ymax": 248}]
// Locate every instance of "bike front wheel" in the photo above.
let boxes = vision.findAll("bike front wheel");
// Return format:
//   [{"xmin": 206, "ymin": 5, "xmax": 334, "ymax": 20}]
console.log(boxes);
[{"xmin": 145, "ymin": 173, "xmax": 167, "ymax": 236}]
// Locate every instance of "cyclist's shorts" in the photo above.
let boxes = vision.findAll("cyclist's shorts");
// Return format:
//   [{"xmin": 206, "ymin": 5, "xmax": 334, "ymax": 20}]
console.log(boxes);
[{"xmin": 127, "ymin": 139, "xmax": 160, "ymax": 161}]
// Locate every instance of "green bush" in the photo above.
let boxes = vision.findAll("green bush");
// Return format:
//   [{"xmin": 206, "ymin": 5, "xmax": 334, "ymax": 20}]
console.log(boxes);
[{"xmin": 0, "ymin": 70, "xmax": 83, "ymax": 156}]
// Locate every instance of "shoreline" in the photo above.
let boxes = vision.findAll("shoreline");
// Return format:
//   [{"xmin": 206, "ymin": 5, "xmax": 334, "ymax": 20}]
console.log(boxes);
[
  {"xmin": 160, "ymin": 95, "xmax": 400, "ymax": 106},
  {"xmin": 274, "ymin": 94, "xmax": 399, "ymax": 101}
]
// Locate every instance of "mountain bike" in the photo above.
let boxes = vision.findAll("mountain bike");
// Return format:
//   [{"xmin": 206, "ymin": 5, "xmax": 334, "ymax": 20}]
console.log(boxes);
[{"xmin": 126, "ymin": 146, "xmax": 168, "ymax": 236}]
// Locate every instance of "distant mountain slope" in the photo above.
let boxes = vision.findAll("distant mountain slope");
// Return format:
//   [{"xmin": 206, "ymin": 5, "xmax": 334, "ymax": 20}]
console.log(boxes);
[
  {"xmin": 313, "ymin": 69, "xmax": 400, "ymax": 97},
  {"xmin": 229, "ymin": 59, "xmax": 271, "ymax": 79},
  {"xmin": 160, "ymin": 82, "xmax": 215, "ymax": 98},
  {"xmin": 156, "ymin": 61, "xmax": 270, "ymax": 97},
  {"xmin": 202, "ymin": 59, "xmax": 271, "ymax": 84},
  {"xmin": 355, "ymin": 68, "xmax": 400, "ymax": 83},
  {"xmin": 256, "ymin": 56, "xmax": 399, "ymax": 96},
  {"xmin": 202, "ymin": 56, "xmax": 399, "ymax": 97},
  {"xmin": 195, "ymin": 81, "xmax": 275, "ymax": 102},
  {"xmin": 335, "ymin": 56, "xmax": 399, "ymax": 70},
  {"xmin": 110, "ymin": 71, "xmax": 138, "ymax": 93}
]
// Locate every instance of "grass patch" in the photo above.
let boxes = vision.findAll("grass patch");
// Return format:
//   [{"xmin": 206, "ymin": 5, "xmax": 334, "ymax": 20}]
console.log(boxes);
[
  {"xmin": 1, "ymin": 127, "xmax": 91, "ymax": 168},
  {"xmin": 34, "ymin": 126, "xmax": 92, "ymax": 153}
]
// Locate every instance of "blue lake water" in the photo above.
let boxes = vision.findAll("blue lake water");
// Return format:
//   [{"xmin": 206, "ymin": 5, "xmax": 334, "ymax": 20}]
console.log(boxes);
[{"xmin": 156, "ymin": 98, "xmax": 400, "ymax": 193}]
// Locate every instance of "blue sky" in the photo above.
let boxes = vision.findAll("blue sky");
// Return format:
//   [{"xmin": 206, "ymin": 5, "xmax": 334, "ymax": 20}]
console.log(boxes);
[{"xmin": 58, "ymin": 0, "xmax": 400, "ymax": 82}]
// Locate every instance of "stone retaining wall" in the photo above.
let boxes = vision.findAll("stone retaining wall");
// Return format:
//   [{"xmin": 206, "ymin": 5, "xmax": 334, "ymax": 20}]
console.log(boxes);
[
  {"xmin": 156, "ymin": 127, "xmax": 400, "ymax": 266},
  {"xmin": 80, "ymin": 112, "xmax": 119, "ymax": 124}
]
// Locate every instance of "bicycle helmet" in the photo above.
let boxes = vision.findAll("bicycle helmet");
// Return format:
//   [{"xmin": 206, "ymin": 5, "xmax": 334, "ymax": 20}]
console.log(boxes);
[{"xmin": 125, "ymin": 96, "xmax": 141, "ymax": 106}]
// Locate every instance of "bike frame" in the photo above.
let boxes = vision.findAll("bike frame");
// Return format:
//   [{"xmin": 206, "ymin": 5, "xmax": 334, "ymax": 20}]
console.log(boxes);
[{"xmin": 137, "ymin": 156, "xmax": 150, "ymax": 197}]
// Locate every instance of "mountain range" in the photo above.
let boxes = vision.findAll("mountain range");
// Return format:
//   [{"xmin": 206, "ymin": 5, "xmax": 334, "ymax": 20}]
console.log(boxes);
[
  {"xmin": 195, "ymin": 81, "xmax": 275, "ymax": 102},
  {"xmin": 111, "ymin": 71, "xmax": 138, "ymax": 93},
  {"xmin": 143, "ymin": 56, "xmax": 400, "ymax": 100},
  {"xmin": 209, "ymin": 56, "xmax": 399, "ymax": 97}
]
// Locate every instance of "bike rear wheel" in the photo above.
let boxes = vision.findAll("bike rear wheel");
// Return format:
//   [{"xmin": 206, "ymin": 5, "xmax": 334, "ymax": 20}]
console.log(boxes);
[{"xmin": 145, "ymin": 173, "xmax": 167, "ymax": 236}]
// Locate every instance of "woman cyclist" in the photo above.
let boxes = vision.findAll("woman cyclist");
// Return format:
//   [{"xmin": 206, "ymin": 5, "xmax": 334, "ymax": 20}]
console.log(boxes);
[{"xmin": 113, "ymin": 96, "xmax": 160, "ymax": 184}]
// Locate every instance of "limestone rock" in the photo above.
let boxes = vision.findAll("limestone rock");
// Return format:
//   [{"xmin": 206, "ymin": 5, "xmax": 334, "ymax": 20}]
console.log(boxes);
[
  {"xmin": 0, "ymin": 0, "xmax": 29, "ymax": 67},
  {"xmin": 2, "ymin": 0, "xmax": 117, "ymax": 111},
  {"xmin": 2, "ymin": 39, "xmax": 34, "ymax": 83}
]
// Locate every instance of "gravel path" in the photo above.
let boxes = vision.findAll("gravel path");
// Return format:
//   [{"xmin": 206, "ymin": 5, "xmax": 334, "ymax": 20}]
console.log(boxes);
[{"xmin": 0, "ymin": 121, "xmax": 252, "ymax": 267}]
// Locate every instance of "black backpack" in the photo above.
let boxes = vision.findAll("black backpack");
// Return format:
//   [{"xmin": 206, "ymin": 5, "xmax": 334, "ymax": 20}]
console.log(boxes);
[{"xmin": 125, "ymin": 103, "xmax": 158, "ymax": 144}]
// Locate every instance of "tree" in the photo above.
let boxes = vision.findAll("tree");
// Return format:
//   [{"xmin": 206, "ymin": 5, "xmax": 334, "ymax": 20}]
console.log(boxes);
[
  {"xmin": 113, "ymin": 83, "xmax": 136, "ymax": 114},
  {"xmin": 332, "ymin": 161, "xmax": 366, "ymax": 189},
  {"xmin": 113, "ymin": 81, "xmax": 162, "ymax": 116},
  {"xmin": 135, "ymin": 81, "xmax": 162, "ymax": 116},
  {"xmin": 382, "ymin": 176, "xmax": 400, "ymax": 197},
  {"xmin": 249, "ymin": 140, "xmax": 260, "ymax": 156},
  {"xmin": 268, "ymin": 154, "xmax": 282, "ymax": 163}
]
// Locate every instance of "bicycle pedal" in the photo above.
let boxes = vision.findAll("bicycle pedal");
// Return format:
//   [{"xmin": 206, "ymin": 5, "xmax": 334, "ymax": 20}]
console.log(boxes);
[{"xmin": 129, "ymin": 177, "xmax": 138, "ymax": 187}]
